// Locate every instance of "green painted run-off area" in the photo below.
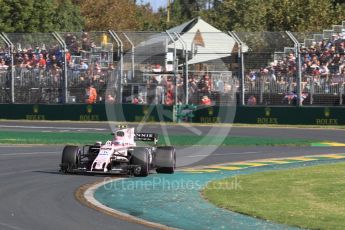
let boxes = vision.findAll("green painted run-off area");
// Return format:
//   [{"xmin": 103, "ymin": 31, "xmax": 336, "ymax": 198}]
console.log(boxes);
[{"xmin": 0, "ymin": 130, "xmax": 320, "ymax": 146}]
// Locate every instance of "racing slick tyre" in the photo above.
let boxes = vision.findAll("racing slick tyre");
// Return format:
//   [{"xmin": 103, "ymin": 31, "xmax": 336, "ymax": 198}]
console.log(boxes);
[
  {"xmin": 131, "ymin": 148, "xmax": 150, "ymax": 177},
  {"xmin": 60, "ymin": 145, "xmax": 80, "ymax": 173},
  {"xmin": 155, "ymin": 146, "xmax": 176, "ymax": 174}
]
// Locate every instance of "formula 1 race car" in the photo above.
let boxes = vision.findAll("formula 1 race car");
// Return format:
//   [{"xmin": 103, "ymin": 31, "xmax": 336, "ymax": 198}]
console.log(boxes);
[{"xmin": 59, "ymin": 126, "xmax": 176, "ymax": 177}]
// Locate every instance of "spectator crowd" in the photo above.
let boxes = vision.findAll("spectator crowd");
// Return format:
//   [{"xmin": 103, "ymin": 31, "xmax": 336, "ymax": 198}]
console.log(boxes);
[
  {"xmin": 1, "ymin": 29, "xmax": 344, "ymax": 105},
  {"xmin": 128, "ymin": 72, "xmax": 236, "ymax": 106},
  {"xmin": 245, "ymin": 32, "xmax": 345, "ymax": 105},
  {"xmin": 0, "ymin": 32, "xmax": 116, "ymax": 103}
]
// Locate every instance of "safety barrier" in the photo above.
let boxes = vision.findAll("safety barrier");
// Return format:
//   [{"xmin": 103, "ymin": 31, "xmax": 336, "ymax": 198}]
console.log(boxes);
[
  {"xmin": 0, "ymin": 104, "xmax": 344, "ymax": 125},
  {"xmin": 194, "ymin": 106, "xmax": 345, "ymax": 125},
  {"xmin": 0, "ymin": 104, "xmax": 173, "ymax": 122}
]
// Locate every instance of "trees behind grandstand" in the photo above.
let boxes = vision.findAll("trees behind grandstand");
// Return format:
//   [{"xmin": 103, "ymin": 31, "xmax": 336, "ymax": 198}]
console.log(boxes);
[
  {"xmin": 76, "ymin": 0, "xmax": 161, "ymax": 31},
  {"xmin": 0, "ymin": 0, "xmax": 84, "ymax": 32},
  {"xmin": 0, "ymin": 0, "xmax": 343, "ymax": 32},
  {"xmin": 55, "ymin": 0, "xmax": 345, "ymax": 32},
  {"xmin": 199, "ymin": 0, "xmax": 345, "ymax": 32}
]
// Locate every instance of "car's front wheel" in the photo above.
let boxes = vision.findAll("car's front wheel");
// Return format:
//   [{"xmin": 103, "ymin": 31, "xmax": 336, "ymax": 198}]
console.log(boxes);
[
  {"xmin": 61, "ymin": 145, "xmax": 80, "ymax": 173},
  {"xmin": 131, "ymin": 148, "xmax": 150, "ymax": 177},
  {"xmin": 155, "ymin": 146, "xmax": 176, "ymax": 174}
]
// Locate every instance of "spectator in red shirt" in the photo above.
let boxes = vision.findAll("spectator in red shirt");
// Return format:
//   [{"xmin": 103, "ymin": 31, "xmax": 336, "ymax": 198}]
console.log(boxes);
[
  {"xmin": 38, "ymin": 53, "xmax": 46, "ymax": 69},
  {"xmin": 165, "ymin": 85, "xmax": 175, "ymax": 106},
  {"xmin": 201, "ymin": 95, "xmax": 212, "ymax": 105},
  {"xmin": 85, "ymin": 84, "xmax": 97, "ymax": 104}
]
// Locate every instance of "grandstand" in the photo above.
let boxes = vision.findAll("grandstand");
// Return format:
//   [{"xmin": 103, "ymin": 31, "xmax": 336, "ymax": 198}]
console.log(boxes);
[{"xmin": 0, "ymin": 18, "xmax": 344, "ymax": 106}]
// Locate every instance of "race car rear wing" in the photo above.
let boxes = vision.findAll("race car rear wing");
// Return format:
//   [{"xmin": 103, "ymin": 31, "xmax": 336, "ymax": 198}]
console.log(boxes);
[{"xmin": 135, "ymin": 133, "xmax": 159, "ymax": 144}]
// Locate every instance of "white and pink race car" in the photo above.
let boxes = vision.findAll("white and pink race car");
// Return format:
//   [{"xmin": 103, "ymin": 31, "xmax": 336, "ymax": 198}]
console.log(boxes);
[{"xmin": 60, "ymin": 126, "xmax": 176, "ymax": 177}]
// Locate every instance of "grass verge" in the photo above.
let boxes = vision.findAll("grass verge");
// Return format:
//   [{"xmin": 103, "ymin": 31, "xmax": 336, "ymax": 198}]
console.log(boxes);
[
  {"xmin": 0, "ymin": 130, "xmax": 318, "ymax": 146},
  {"xmin": 202, "ymin": 162, "xmax": 345, "ymax": 230}
]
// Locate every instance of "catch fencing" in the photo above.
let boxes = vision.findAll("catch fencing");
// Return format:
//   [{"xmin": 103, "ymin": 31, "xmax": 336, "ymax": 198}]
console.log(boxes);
[{"xmin": 0, "ymin": 24, "xmax": 344, "ymax": 106}]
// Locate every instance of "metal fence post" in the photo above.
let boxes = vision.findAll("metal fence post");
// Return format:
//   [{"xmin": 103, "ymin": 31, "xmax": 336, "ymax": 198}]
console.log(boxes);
[
  {"xmin": 340, "ymin": 83, "xmax": 343, "ymax": 105},
  {"xmin": 110, "ymin": 31, "xmax": 123, "ymax": 103},
  {"xmin": 166, "ymin": 31, "xmax": 177, "ymax": 105},
  {"xmin": 1, "ymin": 33, "xmax": 14, "ymax": 103},
  {"xmin": 286, "ymin": 31, "xmax": 302, "ymax": 106},
  {"xmin": 122, "ymin": 33, "xmax": 135, "ymax": 80},
  {"xmin": 109, "ymin": 30, "xmax": 122, "ymax": 102},
  {"xmin": 229, "ymin": 31, "xmax": 245, "ymax": 106},
  {"xmin": 109, "ymin": 30, "xmax": 120, "ymax": 63},
  {"xmin": 52, "ymin": 32, "xmax": 67, "ymax": 103},
  {"xmin": 174, "ymin": 32, "xmax": 188, "ymax": 104}
]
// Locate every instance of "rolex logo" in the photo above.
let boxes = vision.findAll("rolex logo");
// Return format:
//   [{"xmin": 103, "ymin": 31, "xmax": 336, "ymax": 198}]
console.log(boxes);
[
  {"xmin": 324, "ymin": 108, "xmax": 330, "ymax": 118},
  {"xmin": 265, "ymin": 107, "xmax": 271, "ymax": 117},
  {"xmin": 208, "ymin": 107, "xmax": 213, "ymax": 116},
  {"xmin": 33, "ymin": 105, "xmax": 39, "ymax": 114},
  {"xmin": 86, "ymin": 105, "xmax": 93, "ymax": 114}
]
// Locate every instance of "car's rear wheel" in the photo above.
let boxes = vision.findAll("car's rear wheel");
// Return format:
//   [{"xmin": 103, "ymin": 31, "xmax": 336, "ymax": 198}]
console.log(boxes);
[
  {"xmin": 155, "ymin": 146, "xmax": 176, "ymax": 174},
  {"xmin": 61, "ymin": 145, "xmax": 80, "ymax": 173},
  {"xmin": 131, "ymin": 148, "xmax": 149, "ymax": 177}
]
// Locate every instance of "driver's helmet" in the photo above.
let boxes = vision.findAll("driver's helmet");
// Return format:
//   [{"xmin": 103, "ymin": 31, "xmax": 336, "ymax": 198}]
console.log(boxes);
[
  {"xmin": 113, "ymin": 137, "xmax": 124, "ymax": 145},
  {"xmin": 112, "ymin": 130, "xmax": 125, "ymax": 145}
]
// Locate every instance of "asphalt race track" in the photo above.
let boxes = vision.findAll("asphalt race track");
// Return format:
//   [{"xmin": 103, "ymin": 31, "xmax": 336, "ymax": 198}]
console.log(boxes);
[{"xmin": 1, "ymin": 121, "xmax": 345, "ymax": 230}]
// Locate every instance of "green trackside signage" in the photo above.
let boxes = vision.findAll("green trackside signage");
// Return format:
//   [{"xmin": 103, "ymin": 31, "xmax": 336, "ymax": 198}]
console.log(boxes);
[
  {"xmin": 0, "ymin": 104, "xmax": 344, "ymax": 125},
  {"xmin": 79, "ymin": 105, "xmax": 101, "ymax": 121},
  {"xmin": 315, "ymin": 107, "xmax": 339, "ymax": 125},
  {"xmin": 256, "ymin": 107, "xmax": 278, "ymax": 124},
  {"xmin": 191, "ymin": 106, "xmax": 345, "ymax": 125},
  {"xmin": 26, "ymin": 104, "xmax": 46, "ymax": 120},
  {"xmin": 107, "ymin": 104, "xmax": 174, "ymax": 122},
  {"xmin": 190, "ymin": 106, "xmax": 237, "ymax": 123},
  {"xmin": 0, "ymin": 104, "xmax": 174, "ymax": 122}
]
